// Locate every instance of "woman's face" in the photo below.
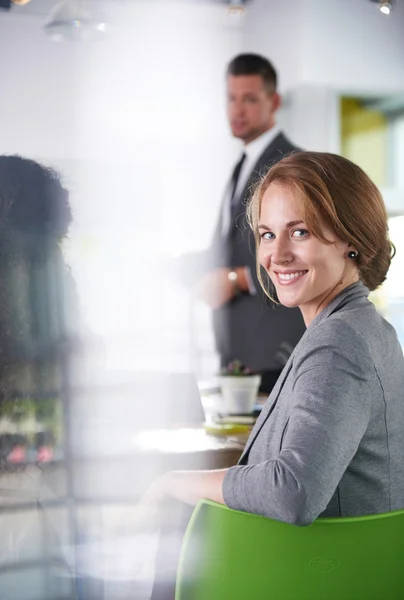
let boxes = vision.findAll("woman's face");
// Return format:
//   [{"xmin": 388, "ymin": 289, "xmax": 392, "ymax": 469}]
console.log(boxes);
[{"xmin": 258, "ymin": 182, "xmax": 359, "ymax": 326}]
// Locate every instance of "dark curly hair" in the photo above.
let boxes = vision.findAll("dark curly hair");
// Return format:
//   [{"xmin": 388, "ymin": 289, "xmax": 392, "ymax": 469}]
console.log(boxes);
[{"xmin": 0, "ymin": 155, "xmax": 71, "ymax": 239}]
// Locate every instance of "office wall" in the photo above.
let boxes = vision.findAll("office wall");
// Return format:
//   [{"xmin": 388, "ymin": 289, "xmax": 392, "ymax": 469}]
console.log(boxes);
[
  {"xmin": 240, "ymin": 0, "xmax": 303, "ymax": 92},
  {"xmin": 279, "ymin": 86, "xmax": 340, "ymax": 151},
  {"xmin": 299, "ymin": 0, "xmax": 404, "ymax": 92},
  {"xmin": 243, "ymin": 0, "xmax": 404, "ymax": 93},
  {"xmin": 340, "ymin": 98, "xmax": 388, "ymax": 186}
]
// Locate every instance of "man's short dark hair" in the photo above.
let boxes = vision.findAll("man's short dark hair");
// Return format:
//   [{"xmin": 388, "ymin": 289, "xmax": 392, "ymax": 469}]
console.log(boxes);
[{"xmin": 227, "ymin": 54, "xmax": 277, "ymax": 93}]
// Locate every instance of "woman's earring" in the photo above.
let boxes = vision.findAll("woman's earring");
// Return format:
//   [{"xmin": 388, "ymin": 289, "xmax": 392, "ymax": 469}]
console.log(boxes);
[{"xmin": 348, "ymin": 251, "xmax": 358, "ymax": 259}]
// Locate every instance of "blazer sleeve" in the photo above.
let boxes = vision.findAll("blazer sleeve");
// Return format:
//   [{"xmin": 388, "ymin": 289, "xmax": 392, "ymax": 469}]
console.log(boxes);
[{"xmin": 222, "ymin": 319, "xmax": 375, "ymax": 525}]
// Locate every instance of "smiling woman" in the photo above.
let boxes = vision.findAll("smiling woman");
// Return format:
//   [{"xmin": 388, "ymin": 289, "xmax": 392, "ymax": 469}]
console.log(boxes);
[
  {"xmin": 248, "ymin": 151, "xmax": 395, "ymax": 324},
  {"xmin": 142, "ymin": 152, "xmax": 404, "ymax": 572},
  {"xmin": 255, "ymin": 182, "xmax": 360, "ymax": 325}
]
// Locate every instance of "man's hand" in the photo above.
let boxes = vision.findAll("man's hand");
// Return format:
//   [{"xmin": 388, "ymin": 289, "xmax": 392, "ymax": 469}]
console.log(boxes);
[{"xmin": 193, "ymin": 267, "xmax": 249, "ymax": 310}]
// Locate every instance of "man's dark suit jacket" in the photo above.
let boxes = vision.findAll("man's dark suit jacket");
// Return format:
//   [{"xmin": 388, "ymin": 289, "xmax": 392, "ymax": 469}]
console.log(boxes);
[{"xmin": 180, "ymin": 131, "xmax": 306, "ymax": 372}]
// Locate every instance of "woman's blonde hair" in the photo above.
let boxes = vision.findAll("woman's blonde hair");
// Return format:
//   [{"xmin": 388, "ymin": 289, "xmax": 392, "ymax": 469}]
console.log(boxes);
[{"xmin": 247, "ymin": 151, "xmax": 395, "ymax": 297}]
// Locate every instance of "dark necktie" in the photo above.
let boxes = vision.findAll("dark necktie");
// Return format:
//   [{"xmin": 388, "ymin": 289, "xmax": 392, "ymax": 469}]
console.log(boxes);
[{"xmin": 230, "ymin": 152, "xmax": 246, "ymax": 207}]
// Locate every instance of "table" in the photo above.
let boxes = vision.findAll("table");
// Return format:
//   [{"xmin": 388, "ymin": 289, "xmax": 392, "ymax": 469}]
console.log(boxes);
[
  {"xmin": 70, "ymin": 425, "xmax": 249, "ymax": 599},
  {"xmin": 66, "ymin": 424, "xmax": 246, "ymax": 504}
]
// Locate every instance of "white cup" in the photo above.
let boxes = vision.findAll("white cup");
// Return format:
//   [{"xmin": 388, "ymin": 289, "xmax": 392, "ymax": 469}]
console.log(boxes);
[{"xmin": 218, "ymin": 375, "xmax": 261, "ymax": 414}]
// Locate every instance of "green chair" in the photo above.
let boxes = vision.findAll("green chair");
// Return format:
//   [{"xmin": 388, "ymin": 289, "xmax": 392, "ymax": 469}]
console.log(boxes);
[{"xmin": 175, "ymin": 499, "xmax": 404, "ymax": 600}]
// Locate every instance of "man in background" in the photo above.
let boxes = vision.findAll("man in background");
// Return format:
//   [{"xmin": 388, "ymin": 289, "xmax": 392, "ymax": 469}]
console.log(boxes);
[{"xmin": 179, "ymin": 54, "xmax": 306, "ymax": 394}]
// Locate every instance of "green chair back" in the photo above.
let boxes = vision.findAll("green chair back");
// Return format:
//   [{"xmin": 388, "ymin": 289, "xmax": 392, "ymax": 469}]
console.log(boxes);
[{"xmin": 176, "ymin": 499, "xmax": 404, "ymax": 600}]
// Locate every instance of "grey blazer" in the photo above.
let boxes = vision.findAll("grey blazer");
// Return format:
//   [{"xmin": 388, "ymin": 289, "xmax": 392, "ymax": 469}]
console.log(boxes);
[{"xmin": 223, "ymin": 281, "xmax": 404, "ymax": 525}]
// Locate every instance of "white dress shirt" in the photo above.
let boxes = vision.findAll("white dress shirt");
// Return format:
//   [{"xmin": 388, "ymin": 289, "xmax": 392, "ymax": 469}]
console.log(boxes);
[
  {"xmin": 221, "ymin": 125, "xmax": 281, "ymax": 294},
  {"xmin": 233, "ymin": 125, "xmax": 281, "ymax": 201},
  {"xmin": 222, "ymin": 125, "xmax": 281, "ymax": 235}
]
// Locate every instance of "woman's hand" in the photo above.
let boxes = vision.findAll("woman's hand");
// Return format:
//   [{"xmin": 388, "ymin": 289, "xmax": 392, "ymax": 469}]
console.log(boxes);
[
  {"xmin": 140, "ymin": 473, "xmax": 171, "ymax": 509},
  {"xmin": 142, "ymin": 469, "xmax": 228, "ymax": 508},
  {"xmin": 100, "ymin": 478, "xmax": 171, "ymax": 538}
]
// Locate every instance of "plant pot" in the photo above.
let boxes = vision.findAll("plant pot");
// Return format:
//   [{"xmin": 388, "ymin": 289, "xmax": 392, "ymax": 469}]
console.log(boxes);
[{"xmin": 218, "ymin": 375, "xmax": 261, "ymax": 414}]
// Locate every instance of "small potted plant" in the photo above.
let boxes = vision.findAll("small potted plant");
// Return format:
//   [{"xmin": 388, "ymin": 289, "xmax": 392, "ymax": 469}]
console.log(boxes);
[{"xmin": 218, "ymin": 360, "xmax": 261, "ymax": 414}]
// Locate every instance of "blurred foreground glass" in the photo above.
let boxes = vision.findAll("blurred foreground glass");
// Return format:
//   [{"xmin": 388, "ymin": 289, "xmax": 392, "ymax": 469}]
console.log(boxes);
[{"xmin": 44, "ymin": 0, "xmax": 107, "ymax": 42}]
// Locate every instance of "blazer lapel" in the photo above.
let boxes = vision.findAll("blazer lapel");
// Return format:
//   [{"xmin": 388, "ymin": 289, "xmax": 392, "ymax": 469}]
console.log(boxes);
[
  {"xmin": 238, "ymin": 355, "xmax": 295, "ymax": 464},
  {"xmin": 239, "ymin": 282, "xmax": 369, "ymax": 465}
]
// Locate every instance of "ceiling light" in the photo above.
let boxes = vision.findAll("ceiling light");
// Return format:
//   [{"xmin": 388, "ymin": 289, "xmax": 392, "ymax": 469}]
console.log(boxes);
[
  {"xmin": 379, "ymin": 1, "xmax": 392, "ymax": 14},
  {"xmin": 44, "ymin": 0, "xmax": 107, "ymax": 42},
  {"xmin": 367, "ymin": 0, "xmax": 394, "ymax": 15}
]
